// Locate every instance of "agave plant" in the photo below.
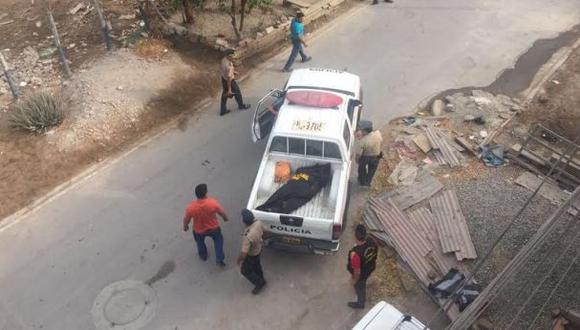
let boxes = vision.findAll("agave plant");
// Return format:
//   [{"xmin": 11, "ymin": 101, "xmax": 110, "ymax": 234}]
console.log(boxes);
[{"xmin": 10, "ymin": 92, "xmax": 64, "ymax": 133}]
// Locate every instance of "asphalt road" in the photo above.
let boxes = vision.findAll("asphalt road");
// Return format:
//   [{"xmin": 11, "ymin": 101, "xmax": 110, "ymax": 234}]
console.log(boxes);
[{"xmin": 1, "ymin": 1, "xmax": 580, "ymax": 330}]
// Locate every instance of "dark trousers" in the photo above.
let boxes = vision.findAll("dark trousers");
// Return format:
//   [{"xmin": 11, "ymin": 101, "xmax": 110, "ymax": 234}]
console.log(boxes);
[
  {"xmin": 221, "ymin": 77, "xmax": 245, "ymax": 115},
  {"xmin": 354, "ymin": 277, "xmax": 368, "ymax": 306},
  {"xmin": 358, "ymin": 155, "xmax": 380, "ymax": 186},
  {"xmin": 193, "ymin": 228, "xmax": 225, "ymax": 264},
  {"xmin": 283, "ymin": 39, "xmax": 308, "ymax": 70},
  {"xmin": 241, "ymin": 254, "xmax": 265, "ymax": 287}
]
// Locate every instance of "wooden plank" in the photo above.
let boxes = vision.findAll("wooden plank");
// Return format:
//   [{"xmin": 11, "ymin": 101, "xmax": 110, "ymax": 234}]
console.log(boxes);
[
  {"xmin": 455, "ymin": 137, "xmax": 478, "ymax": 156},
  {"xmin": 515, "ymin": 172, "xmax": 571, "ymax": 205},
  {"xmin": 510, "ymin": 145, "xmax": 580, "ymax": 186},
  {"xmin": 478, "ymin": 114, "xmax": 515, "ymax": 148},
  {"xmin": 413, "ymin": 133, "xmax": 432, "ymax": 154},
  {"xmin": 550, "ymin": 153, "xmax": 580, "ymax": 178},
  {"xmin": 511, "ymin": 144, "xmax": 547, "ymax": 167},
  {"xmin": 446, "ymin": 137, "xmax": 465, "ymax": 152}
]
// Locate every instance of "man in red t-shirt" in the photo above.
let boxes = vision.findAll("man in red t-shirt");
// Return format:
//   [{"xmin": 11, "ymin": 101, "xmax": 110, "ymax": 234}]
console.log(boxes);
[{"xmin": 183, "ymin": 184, "xmax": 230, "ymax": 266}]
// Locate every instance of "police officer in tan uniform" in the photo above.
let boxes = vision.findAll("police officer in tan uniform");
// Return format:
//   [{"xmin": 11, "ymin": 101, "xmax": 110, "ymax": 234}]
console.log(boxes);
[
  {"xmin": 219, "ymin": 49, "xmax": 250, "ymax": 116},
  {"xmin": 355, "ymin": 120, "xmax": 383, "ymax": 186},
  {"xmin": 237, "ymin": 209, "xmax": 266, "ymax": 294}
]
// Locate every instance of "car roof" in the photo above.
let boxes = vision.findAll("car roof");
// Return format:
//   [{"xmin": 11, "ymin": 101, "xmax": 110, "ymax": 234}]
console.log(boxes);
[
  {"xmin": 286, "ymin": 68, "xmax": 360, "ymax": 97},
  {"xmin": 271, "ymin": 102, "xmax": 349, "ymax": 141},
  {"xmin": 352, "ymin": 302, "xmax": 428, "ymax": 330}
]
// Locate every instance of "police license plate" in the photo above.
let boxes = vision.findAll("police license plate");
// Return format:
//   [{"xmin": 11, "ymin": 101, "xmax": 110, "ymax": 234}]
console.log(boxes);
[{"xmin": 281, "ymin": 236, "xmax": 302, "ymax": 245}]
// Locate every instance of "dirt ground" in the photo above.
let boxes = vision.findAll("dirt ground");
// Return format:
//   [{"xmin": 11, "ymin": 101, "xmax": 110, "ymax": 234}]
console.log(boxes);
[
  {"xmin": 0, "ymin": 0, "xmax": 350, "ymax": 220},
  {"xmin": 176, "ymin": 0, "xmax": 295, "ymax": 42},
  {"xmin": 0, "ymin": 37, "xmax": 224, "ymax": 219},
  {"xmin": 0, "ymin": 0, "xmax": 222, "ymax": 219},
  {"xmin": 368, "ymin": 44, "xmax": 580, "ymax": 328},
  {"xmin": 519, "ymin": 47, "xmax": 580, "ymax": 142}
]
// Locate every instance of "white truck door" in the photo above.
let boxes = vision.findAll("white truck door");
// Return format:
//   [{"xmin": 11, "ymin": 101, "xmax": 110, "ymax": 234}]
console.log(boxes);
[
  {"xmin": 347, "ymin": 99, "xmax": 363, "ymax": 129},
  {"xmin": 251, "ymin": 89, "xmax": 284, "ymax": 142}
]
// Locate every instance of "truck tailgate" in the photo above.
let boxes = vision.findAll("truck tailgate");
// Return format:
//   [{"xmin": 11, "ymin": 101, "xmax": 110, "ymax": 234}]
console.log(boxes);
[{"xmin": 251, "ymin": 209, "xmax": 334, "ymax": 242}]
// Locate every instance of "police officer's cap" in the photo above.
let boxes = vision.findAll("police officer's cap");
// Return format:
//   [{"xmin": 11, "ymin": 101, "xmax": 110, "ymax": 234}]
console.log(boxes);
[
  {"xmin": 241, "ymin": 209, "xmax": 255, "ymax": 224},
  {"xmin": 357, "ymin": 120, "xmax": 373, "ymax": 133}
]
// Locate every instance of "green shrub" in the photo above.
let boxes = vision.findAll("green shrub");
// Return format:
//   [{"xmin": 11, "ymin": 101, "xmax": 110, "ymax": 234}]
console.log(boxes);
[{"xmin": 10, "ymin": 92, "xmax": 64, "ymax": 133}]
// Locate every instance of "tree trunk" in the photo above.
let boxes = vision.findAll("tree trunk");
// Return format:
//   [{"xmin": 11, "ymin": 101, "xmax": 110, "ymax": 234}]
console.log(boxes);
[
  {"xmin": 182, "ymin": 0, "xmax": 195, "ymax": 25},
  {"xmin": 229, "ymin": 0, "xmax": 241, "ymax": 40},
  {"xmin": 239, "ymin": 0, "xmax": 247, "ymax": 32}
]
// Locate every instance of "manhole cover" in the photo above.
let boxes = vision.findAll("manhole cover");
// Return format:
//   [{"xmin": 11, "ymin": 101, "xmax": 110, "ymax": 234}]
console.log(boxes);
[{"xmin": 92, "ymin": 280, "xmax": 157, "ymax": 330}]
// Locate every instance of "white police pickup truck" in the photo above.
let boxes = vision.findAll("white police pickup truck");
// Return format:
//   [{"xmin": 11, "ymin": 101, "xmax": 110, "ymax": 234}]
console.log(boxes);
[{"xmin": 247, "ymin": 68, "xmax": 363, "ymax": 254}]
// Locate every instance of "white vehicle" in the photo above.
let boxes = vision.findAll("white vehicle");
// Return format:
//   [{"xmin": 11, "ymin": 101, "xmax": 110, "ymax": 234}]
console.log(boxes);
[
  {"xmin": 352, "ymin": 301, "xmax": 429, "ymax": 330},
  {"xmin": 247, "ymin": 68, "xmax": 363, "ymax": 253}
]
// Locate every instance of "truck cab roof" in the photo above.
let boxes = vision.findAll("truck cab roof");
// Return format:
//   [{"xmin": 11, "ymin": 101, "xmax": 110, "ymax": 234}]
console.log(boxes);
[
  {"xmin": 285, "ymin": 68, "xmax": 361, "ymax": 97},
  {"xmin": 271, "ymin": 94, "xmax": 351, "ymax": 142}
]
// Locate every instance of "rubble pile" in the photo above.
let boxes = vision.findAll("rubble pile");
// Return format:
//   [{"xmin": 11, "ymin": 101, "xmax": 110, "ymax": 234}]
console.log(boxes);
[{"xmin": 384, "ymin": 90, "xmax": 523, "ymax": 175}]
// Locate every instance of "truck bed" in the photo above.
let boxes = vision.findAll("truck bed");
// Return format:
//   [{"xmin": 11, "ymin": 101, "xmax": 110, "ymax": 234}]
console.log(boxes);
[{"xmin": 252, "ymin": 155, "xmax": 342, "ymax": 220}]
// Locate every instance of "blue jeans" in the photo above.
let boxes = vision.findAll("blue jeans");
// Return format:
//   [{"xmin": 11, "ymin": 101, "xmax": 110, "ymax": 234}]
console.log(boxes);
[
  {"xmin": 193, "ymin": 228, "xmax": 225, "ymax": 264},
  {"xmin": 283, "ymin": 39, "xmax": 308, "ymax": 70}
]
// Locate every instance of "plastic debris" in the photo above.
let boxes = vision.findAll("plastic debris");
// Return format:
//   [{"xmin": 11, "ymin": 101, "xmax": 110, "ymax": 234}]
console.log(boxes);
[{"xmin": 480, "ymin": 144, "xmax": 505, "ymax": 167}]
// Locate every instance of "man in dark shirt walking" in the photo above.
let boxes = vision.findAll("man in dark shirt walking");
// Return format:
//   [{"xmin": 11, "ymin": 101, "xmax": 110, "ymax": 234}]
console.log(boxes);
[
  {"xmin": 347, "ymin": 225, "xmax": 378, "ymax": 309},
  {"xmin": 282, "ymin": 12, "xmax": 312, "ymax": 72}
]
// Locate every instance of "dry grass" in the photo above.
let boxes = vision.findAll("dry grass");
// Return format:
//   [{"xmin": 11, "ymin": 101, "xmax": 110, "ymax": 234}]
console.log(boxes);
[
  {"xmin": 368, "ymin": 247, "xmax": 418, "ymax": 304},
  {"xmin": 134, "ymin": 39, "xmax": 172, "ymax": 60},
  {"xmin": 446, "ymin": 158, "xmax": 491, "ymax": 182}
]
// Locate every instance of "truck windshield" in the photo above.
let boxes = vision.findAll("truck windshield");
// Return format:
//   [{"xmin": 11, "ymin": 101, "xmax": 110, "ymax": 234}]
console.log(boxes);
[{"xmin": 270, "ymin": 136, "xmax": 342, "ymax": 160}]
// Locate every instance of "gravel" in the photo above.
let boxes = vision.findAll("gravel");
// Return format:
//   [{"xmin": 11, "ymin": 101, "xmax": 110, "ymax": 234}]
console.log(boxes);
[{"xmin": 448, "ymin": 165, "xmax": 580, "ymax": 329}]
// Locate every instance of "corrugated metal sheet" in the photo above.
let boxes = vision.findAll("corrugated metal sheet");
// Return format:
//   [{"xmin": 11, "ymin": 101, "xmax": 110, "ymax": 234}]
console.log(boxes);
[
  {"xmin": 368, "ymin": 198, "xmax": 434, "ymax": 284},
  {"xmin": 423, "ymin": 126, "xmax": 463, "ymax": 168},
  {"xmin": 365, "ymin": 199, "xmax": 469, "ymax": 322},
  {"xmin": 430, "ymin": 190, "xmax": 477, "ymax": 260},
  {"xmin": 437, "ymin": 136, "xmax": 462, "ymax": 168},
  {"xmin": 424, "ymin": 126, "xmax": 441, "ymax": 149},
  {"xmin": 431, "ymin": 150, "xmax": 447, "ymax": 165},
  {"xmin": 363, "ymin": 207, "xmax": 392, "ymax": 246},
  {"xmin": 379, "ymin": 172, "xmax": 444, "ymax": 210},
  {"xmin": 406, "ymin": 207, "xmax": 470, "ymax": 278}
]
